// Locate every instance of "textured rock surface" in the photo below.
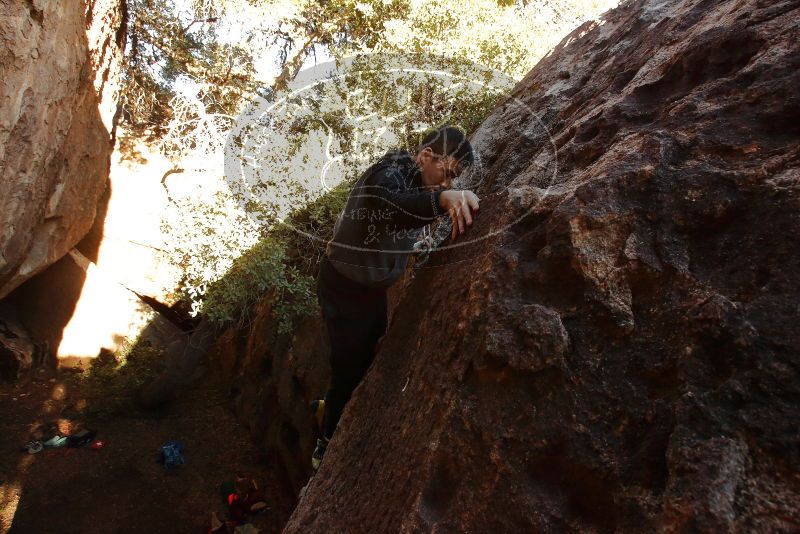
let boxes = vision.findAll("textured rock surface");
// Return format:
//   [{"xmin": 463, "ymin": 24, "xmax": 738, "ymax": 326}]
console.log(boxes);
[
  {"xmin": 5, "ymin": 139, "xmax": 187, "ymax": 364},
  {"xmin": 0, "ymin": 0, "xmax": 126, "ymax": 299},
  {"xmin": 214, "ymin": 299, "xmax": 329, "ymax": 500},
  {"xmin": 219, "ymin": 0, "xmax": 800, "ymax": 531},
  {"xmin": 0, "ymin": 304, "xmax": 38, "ymax": 381},
  {"xmin": 212, "ymin": 269, "xmax": 415, "ymax": 503}
]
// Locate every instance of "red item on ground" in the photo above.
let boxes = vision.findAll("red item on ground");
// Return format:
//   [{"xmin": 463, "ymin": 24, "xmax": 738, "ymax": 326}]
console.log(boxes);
[{"xmin": 90, "ymin": 439, "xmax": 105, "ymax": 450}]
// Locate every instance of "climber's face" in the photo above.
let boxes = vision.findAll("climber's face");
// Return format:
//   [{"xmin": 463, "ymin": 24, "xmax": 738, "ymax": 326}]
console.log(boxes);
[{"xmin": 416, "ymin": 147, "xmax": 462, "ymax": 191}]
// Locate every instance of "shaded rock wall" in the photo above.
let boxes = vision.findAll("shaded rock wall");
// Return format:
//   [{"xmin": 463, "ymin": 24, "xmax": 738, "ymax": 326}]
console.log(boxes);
[
  {"xmin": 212, "ymin": 269, "xmax": 412, "ymax": 517},
  {"xmin": 0, "ymin": 0, "xmax": 126, "ymax": 299},
  {"xmin": 216, "ymin": 0, "xmax": 799, "ymax": 531},
  {"xmin": 214, "ymin": 299, "xmax": 329, "ymax": 503},
  {"xmin": 284, "ymin": 0, "xmax": 800, "ymax": 531}
]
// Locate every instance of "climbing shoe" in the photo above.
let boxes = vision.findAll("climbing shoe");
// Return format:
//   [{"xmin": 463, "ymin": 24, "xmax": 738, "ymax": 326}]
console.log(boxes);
[{"xmin": 311, "ymin": 436, "xmax": 329, "ymax": 471}]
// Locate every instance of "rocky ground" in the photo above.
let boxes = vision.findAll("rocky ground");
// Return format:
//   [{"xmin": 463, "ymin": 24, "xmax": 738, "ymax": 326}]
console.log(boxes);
[{"xmin": 0, "ymin": 356, "xmax": 293, "ymax": 534}]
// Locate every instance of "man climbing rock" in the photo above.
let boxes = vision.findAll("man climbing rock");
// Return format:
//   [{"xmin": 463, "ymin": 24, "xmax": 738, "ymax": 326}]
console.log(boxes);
[{"xmin": 312, "ymin": 126, "xmax": 479, "ymax": 469}]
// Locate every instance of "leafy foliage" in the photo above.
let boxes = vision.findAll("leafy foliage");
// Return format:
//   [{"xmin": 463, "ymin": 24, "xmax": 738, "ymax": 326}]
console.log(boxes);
[
  {"xmin": 199, "ymin": 180, "xmax": 351, "ymax": 332},
  {"xmin": 201, "ymin": 235, "xmax": 313, "ymax": 332},
  {"xmin": 129, "ymin": 0, "xmax": 618, "ymax": 332},
  {"xmin": 120, "ymin": 0, "xmax": 263, "ymax": 144}
]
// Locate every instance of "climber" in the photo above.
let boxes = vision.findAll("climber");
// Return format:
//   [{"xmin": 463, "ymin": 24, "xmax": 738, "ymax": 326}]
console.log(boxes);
[{"xmin": 310, "ymin": 126, "xmax": 479, "ymax": 470}]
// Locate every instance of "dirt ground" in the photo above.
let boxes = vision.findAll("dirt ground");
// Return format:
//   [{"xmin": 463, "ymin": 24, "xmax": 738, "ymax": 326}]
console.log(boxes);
[{"xmin": 0, "ymin": 361, "xmax": 294, "ymax": 533}]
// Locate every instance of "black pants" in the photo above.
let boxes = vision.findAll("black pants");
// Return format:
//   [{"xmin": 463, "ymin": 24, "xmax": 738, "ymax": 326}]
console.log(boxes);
[{"xmin": 316, "ymin": 258, "xmax": 388, "ymax": 439}]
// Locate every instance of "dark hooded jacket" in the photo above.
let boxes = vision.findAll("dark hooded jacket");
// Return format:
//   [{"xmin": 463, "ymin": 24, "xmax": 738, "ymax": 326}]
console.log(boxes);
[{"xmin": 325, "ymin": 149, "xmax": 445, "ymax": 288}]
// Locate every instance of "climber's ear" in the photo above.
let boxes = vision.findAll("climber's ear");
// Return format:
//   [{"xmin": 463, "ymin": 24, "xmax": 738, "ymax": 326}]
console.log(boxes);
[{"xmin": 418, "ymin": 146, "xmax": 434, "ymax": 162}]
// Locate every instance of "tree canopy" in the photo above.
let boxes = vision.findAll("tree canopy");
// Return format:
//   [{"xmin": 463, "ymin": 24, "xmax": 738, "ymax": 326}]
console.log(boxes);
[{"xmin": 121, "ymin": 0, "xmax": 617, "ymax": 324}]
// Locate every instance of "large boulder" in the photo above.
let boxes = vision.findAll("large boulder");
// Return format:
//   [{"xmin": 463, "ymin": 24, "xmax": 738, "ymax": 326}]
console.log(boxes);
[
  {"xmin": 0, "ymin": 0, "xmax": 126, "ymax": 299},
  {"xmin": 279, "ymin": 0, "xmax": 800, "ymax": 531}
]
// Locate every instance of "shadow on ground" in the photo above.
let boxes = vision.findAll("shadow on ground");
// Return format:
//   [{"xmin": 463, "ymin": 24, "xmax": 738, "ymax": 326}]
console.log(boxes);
[{"xmin": 0, "ymin": 333, "xmax": 294, "ymax": 533}]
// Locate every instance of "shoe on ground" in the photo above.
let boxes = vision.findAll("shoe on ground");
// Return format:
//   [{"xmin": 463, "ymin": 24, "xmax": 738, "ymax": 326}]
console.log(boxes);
[
  {"xmin": 22, "ymin": 440, "xmax": 43, "ymax": 454},
  {"xmin": 311, "ymin": 436, "xmax": 329, "ymax": 471}
]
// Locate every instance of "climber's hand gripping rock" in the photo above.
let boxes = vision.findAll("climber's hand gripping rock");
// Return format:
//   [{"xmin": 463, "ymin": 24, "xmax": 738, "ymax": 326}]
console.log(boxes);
[{"xmin": 439, "ymin": 190, "xmax": 480, "ymax": 241}]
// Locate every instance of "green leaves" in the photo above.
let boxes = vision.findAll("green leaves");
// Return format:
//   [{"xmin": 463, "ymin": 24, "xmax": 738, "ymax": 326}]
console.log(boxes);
[
  {"xmin": 198, "ymin": 181, "xmax": 349, "ymax": 334},
  {"xmin": 201, "ymin": 236, "xmax": 314, "ymax": 333},
  {"xmin": 143, "ymin": 0, "xmax": 618, "ymax": 337}
]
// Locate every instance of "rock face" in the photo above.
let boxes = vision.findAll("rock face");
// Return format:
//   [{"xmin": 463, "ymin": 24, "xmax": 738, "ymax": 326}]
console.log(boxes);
[
  {"xmin": 219, "ymin": 0, "xmax": 800, "ymax": 530},
  {"xmin": 0, "ymin": 303, "xmax": 39, "ymax": 381},
  {"xmin": 284, "ymin": 0, "xmax": 799, "ymax": 530},
  {"xmin": 214, "ymin": 299, "xmax": 329, "ymax": 500},
  {"xmin": 0, "ymin": 0, "xmax": 126, "ymax": 300}
]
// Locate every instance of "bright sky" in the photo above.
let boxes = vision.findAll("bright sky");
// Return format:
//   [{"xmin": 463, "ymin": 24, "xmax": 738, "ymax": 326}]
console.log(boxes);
[{"xmin": 170, "ymin": 0, "xmax": 333, "ymax": 89}]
